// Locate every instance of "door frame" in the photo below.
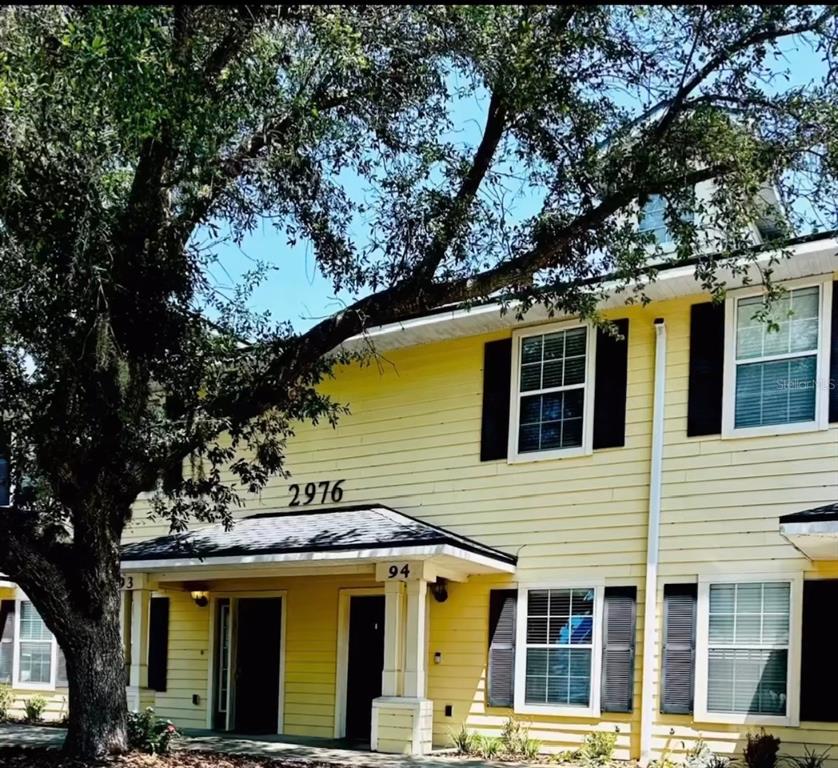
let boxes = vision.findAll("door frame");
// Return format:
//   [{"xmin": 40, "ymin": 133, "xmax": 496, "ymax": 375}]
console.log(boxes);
[
  {"xmin": 334, "ymin": 587, "xmax": 384, "ymax": 739},
  {"xmin": 206, "ymin": 591, "xmax": 287, "ymax": 734}
]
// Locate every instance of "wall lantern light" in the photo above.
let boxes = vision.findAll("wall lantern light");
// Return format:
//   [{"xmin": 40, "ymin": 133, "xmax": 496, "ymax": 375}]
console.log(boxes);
[
  {"xmin": 185, "ymin": 582, "xmax": 210, "ymax": 607},
  {"xmin": 430, "ymin": 578, "xmax": 448, "ymax": 603}
]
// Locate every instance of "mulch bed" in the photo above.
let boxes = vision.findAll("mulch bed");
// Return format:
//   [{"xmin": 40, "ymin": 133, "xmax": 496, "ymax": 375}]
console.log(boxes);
[{"xmin": 0, "ymin": 748, "xmax": 343, "ymax": 768}]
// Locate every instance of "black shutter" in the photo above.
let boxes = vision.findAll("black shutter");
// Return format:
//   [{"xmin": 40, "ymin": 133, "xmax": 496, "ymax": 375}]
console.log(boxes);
[
  {"xmin": 661, "ymin": 584, "xmax": 697, "ymax": 714},
  {"xmin": 687, "ymin": 302, "xmax": 725, "ymax": 436},
  {"xmin": 480, "ymin": 339, "xmax": 512, "ymax": 461},
  {"xmin": 593, "ymin": 319, "xmax": 630, "ymax": 450},
  {"xmin": 487, "ymin": 589, "xmax": 516, "ymax": 707},
  {"xmin": 147, "ymin": 597, "xmax": 169, "ymax": 693},
  {"xmin": 830, "ymin": 281, "xmax": 838, "ymax": 423},
  {"xmin": 801, "ymin": 580, "xmax": 838, "ymax": 721},
  {"xmin": 601, "ymin": 586, "xmax": 637, "ymax": 712},
  {"xmin": 162, "ymin": 462, "xmax": 183, "ymax": 495},
  {"xmin": 0, "ymin": 600, "xmax": 13, "ymax": 642}
]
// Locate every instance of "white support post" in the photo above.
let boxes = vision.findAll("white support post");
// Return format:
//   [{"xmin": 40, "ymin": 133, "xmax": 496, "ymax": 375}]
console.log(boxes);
[
  {"xmin": 381, "ymin": 579, "xmax": 405, "ymax": 697},
  {"xmin": 125, "ymin": 577, "xmax": 154, "ymax": 712},
  {"xmin": 129, "ymin": 586, "xmax": 151, "ymax": 689},
  {"xmin": 403, "ymin": 579, "xmax": 428, "ymax": 699}
]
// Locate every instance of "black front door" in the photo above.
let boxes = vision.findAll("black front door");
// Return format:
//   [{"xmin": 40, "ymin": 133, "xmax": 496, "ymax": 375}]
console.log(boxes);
[
  {"xmin": 345, "ymin": 595, "xmax": 385, "ymax": 741},
  {"xmin": 234, "ymin": 597, "xmax": 282, "ymax": 734}
]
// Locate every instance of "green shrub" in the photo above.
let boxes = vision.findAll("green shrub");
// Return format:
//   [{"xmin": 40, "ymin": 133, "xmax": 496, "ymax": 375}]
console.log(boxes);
[
  {"xmin": 0, "ymin": 685, "xmax": 13, "ymax": 722},
  {"xmin": 522, "ymin": 738, "xmax": 542, "ymax": 760},
  {"xmin": 784, "ymin": 746, "xmax": 831, "ymax": 768},
  {"xmin": 126, "ymin": 708, "xmax": 180, "ymax": 754},
  {"xmin": 471, "ymin": 734, "xmax": 502, "ymax": 759},
  {"xmin": 581, "ymin": 731, "xmax": 617, "ymax": 765},
  {"xmin": 450, "ymin": 724, "xmax": 476, "ymax": 755},
  {"xmin": 744, "ymin": 731, "xmax": 781, "ymax": 768},
  {"xmin": 500, "ymin": 717, "xmax": 530, "ymax": 757},
  {"xmin": 23, "ymin": 696, "xmax": 47, "ymax": 723}
]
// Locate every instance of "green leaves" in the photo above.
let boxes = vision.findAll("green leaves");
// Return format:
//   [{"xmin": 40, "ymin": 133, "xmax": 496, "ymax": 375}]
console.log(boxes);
[{"xmin": 0, "ymin": 4, "xmax": 835, "ymax": 541}]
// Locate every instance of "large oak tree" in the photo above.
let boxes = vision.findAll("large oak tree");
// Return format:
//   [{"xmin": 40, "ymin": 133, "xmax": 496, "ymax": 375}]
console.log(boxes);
[{"xmin": 0, "ymin": 5, "xmax": 836, "ymax": 758}]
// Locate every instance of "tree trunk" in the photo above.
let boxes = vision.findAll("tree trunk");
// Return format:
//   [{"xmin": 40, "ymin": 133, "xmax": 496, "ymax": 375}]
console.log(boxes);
[{"xmin": 62, "ymin": 600, "xmax": 129, "ymax": 757}]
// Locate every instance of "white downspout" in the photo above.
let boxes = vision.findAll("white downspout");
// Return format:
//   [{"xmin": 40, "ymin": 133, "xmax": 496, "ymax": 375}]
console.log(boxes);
[{"xmin": 640, "ymin": 319, "xmax": 666, "ymax": 766}]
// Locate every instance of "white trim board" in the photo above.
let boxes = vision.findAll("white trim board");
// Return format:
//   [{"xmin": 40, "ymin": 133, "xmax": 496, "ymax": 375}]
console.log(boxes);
[{"xmin": 122, "ymin": 543, "xmax": 516, "ymax": 575}]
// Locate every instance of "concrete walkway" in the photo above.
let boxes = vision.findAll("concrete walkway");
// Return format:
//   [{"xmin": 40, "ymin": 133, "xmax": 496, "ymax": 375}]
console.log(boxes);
[{"xmin": 0, "ymin": 724, "xmax": 505, "ymax": 768}]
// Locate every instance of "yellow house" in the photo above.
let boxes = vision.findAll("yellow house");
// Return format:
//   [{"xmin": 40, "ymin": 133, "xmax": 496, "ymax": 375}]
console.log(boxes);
[{"xmin": 2, "ymin": 232, "xmax": 837, "ymax": 763}]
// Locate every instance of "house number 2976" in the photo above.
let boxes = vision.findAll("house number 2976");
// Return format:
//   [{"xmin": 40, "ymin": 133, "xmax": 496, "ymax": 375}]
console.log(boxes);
[{"xmin": 288, "ymin": 479, "xmax": 345, "ymax": 506}]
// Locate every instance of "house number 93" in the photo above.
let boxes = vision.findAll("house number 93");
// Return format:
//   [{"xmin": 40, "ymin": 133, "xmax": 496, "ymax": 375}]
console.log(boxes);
[{"xmin": 288, "ymin": 479, "xmax": 345, "ymax": 506}]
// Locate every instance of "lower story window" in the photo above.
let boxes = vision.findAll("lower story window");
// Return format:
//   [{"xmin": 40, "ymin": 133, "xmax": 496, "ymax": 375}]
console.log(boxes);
[
  {"xmin": 19, "ymin": 601, "xmax": 52, "ymax": 684},
  {"xmin": 698, "ymin": 579, "xmax": 796, "ymax": 724},
  {"xmin": 520, "ymin": 587, "xmax": 597, "ymax": 712},
  {"xmin": 0, "ymin": 598, "xmax": 65, "ymax": 690},
  {"xmin": 0, "ymin": 601, "xmax": 12, "ymax": 683}
]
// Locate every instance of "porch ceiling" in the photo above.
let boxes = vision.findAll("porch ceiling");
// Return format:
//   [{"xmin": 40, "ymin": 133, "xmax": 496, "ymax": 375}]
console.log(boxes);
[
  {"xmin": 779, "ymin": 502, "xmax": 838, "ymax": 560},
  {"xmin": 121, "ymin": 504, "xmax": 516, "ymax": 577}
]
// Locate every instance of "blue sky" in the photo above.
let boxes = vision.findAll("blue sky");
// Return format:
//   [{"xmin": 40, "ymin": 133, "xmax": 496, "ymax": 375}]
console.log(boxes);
[{"xmin": 203, "ymin": 33, "xmax": 826, "ymax": 331}]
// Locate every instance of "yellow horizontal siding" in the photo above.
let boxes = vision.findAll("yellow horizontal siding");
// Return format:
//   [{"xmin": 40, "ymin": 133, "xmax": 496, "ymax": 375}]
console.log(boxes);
[{"xmin": 115, "ymin": 279, "xmax": 838, "ymax": 759}]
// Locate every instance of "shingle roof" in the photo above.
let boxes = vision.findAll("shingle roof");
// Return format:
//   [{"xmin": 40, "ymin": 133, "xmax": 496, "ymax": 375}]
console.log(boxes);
[
  {"xmin": 121, "ymin": 504, "xmax": 517, "ymax": 565},
  {"xmin": 779, "ymin": 502, "xmax": 838, "ymax": 524}
]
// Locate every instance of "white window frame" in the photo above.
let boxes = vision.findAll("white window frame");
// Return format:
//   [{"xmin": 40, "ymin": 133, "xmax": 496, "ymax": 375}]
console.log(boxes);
[
  {"xmin": 694, "ymin": 573, "xmax": 802, "ymax": 727},
  {"xmin": 11, "ymin": 597, "xmax": 61, "ymax": 691},
  {"xmin": 722, "ymin": 275, "xmax": 833, "ymax": 439},
  {"xmin": 508, "ymin": 320, "xmax": 597, "ymax": 463},
  {"xmin": 513, "ymin": 581, "xmax": 604, "ymax": 718}
]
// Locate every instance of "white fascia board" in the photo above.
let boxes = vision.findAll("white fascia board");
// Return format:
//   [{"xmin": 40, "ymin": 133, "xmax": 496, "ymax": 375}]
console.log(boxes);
[
  {"xmin": 339, "ymin": 238, "xmax": 838, "ymax": 353},
  {"xmin": 121, "ymin": 542, "xmax": 516, "ymax": 575},
  {"xmin": 781, "ymin": 521, "xmax": 838, "ymax": 537}
]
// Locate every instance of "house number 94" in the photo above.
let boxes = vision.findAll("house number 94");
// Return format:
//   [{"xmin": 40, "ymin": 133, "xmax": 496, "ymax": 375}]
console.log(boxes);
[{"xmin": 288, "ymin": 479, "xmax": 345, "ymax": 506}]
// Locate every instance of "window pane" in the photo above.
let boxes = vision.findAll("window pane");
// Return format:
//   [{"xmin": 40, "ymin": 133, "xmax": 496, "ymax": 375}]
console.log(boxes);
[
  {"xmin": 708, "ymin": 649, "xmax": 787, "ymax": 716},
  {"xmin": 520, "ymin": 364, "xmax": 541, "ymax": 392},
  {"xmin": 709, "ymin": 583, "xmax": 790, "ymax": 646},
  {"xmin": 735, "ymin": 357, "xmax": 816, "ymax": 428},
  {"xmin": 19, "ymin": 641, "xmax": 51, "ymax": 683},
  {"xmin": 19, "ymin": 602, "xmax": 50, "ymax": 641},
  {"xmin": 528, "ymin": 590, "xmax": 549, "ymax": 615},
  {"xmin": 0, "ymin": 641, "xmax": 11, "ymax": 684},
  {"xmin": 521, "ymin": 336, "xmax": 542, "ymax": 364},
  {"xmin": 737, "ymin": 287, "xmax": 819, "ymax": 362},
  {"xmin": 517, "ymin": 328, "xmax": 587, "ymax": 453},
  {"xmin": 564, "ymin": 328, "xmax": 587, "ymax": 359}
]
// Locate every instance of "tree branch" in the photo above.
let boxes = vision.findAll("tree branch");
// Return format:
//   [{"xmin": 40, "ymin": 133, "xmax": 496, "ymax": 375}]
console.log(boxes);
[
  {"xmin": 413, "ymin": 90, "xmax": 509, "ymax": 282},
  {"xmin": 650, "ymin": 7, "xmax": 836, "ymax": 141},
  {"xmin": 217, "ymin": 163, "xmax": 726, "ymax": 425}
]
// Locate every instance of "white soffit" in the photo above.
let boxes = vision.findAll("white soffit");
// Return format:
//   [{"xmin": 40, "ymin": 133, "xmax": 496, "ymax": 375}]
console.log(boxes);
[{"xmin": 340, "ymin": 237, "xmax": 838, "ymax": 353}]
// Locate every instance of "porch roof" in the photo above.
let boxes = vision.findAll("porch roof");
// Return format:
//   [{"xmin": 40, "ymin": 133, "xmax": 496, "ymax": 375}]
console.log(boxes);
[
  {"xmin": 779, "ymin": 502, "xmax": 838, "ymax": 560},
  {"xmin": 121, "ymin": 504, "xmax": 516, "ymax": 575}
]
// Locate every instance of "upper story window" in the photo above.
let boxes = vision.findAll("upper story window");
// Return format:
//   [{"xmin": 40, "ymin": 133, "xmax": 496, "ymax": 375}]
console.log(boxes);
[
  {"xmin": 723, "ymin": 278, "xmax": 832, "ymax": 437},
  {"xmin": 638, "ymin": 194, "xmax": 693, "ymax": 245},
  {"xmin": 509, "ymin": 322, "xmax": 595, "ymax": 461}
]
